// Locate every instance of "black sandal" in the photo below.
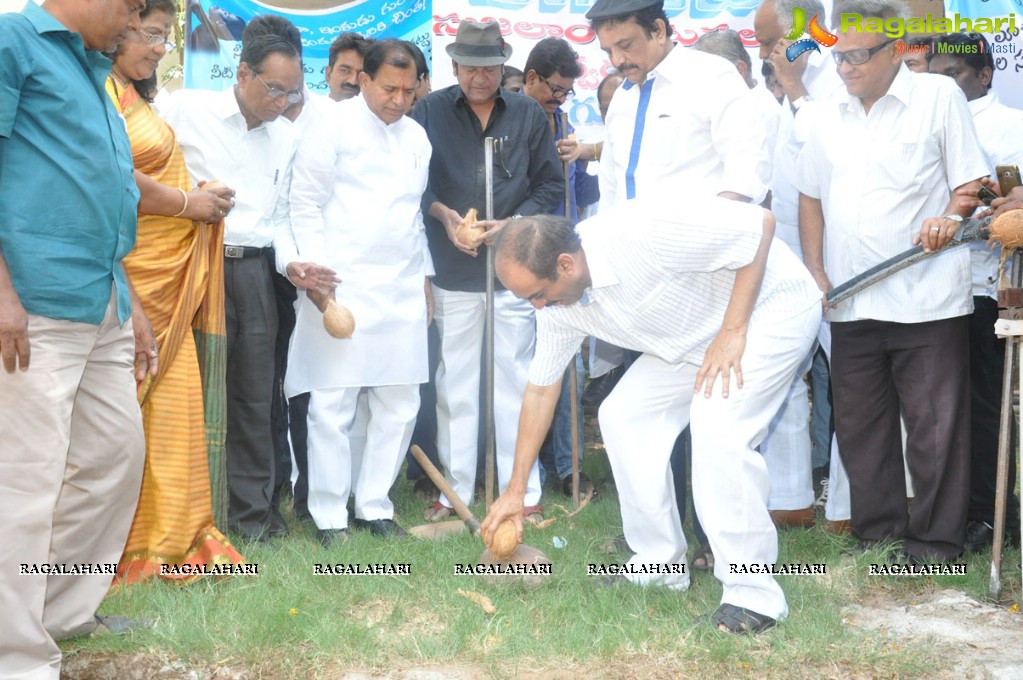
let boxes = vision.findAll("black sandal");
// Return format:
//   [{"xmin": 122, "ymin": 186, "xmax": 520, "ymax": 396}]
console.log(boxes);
[{"xmin": 711, "ymin": 603, "xmax": 776, "ymax": 634}]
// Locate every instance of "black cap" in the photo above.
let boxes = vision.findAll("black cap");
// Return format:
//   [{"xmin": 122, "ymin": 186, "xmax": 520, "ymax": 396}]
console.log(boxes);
[{"xmin": 586, "ymin": 0, "xmax": 663, "ymax": 20}]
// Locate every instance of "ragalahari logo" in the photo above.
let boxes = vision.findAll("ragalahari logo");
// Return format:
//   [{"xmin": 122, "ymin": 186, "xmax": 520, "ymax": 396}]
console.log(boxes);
[{"xmin": 784, "ymin": 6, "xmax": 838, "ymax": 61}]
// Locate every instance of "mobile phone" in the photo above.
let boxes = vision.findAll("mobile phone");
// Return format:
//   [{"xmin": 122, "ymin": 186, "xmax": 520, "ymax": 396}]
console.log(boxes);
[
  {"xmin": 996, "ymin": 165, "xmax": 1021, "ymax": 198},
  {"xmin": 978, "ymin": 184, "xmax": 999, "ymax": 205}
]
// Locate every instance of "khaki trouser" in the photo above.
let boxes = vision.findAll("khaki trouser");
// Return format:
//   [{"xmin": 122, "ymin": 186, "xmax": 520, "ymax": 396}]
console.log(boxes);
[{"xmin": 0, "ymin": 289, "xmax": 145, "ymax": 679}]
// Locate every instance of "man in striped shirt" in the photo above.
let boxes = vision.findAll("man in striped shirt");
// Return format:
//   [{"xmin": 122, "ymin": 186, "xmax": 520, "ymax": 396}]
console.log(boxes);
[{"xmin": 481, "ymin": 197, "xmax": 820, "ymax": 634}]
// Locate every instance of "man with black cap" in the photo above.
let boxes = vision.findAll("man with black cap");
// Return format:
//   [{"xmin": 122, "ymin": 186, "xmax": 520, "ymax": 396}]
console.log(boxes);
[
  {"xmin": 587, "ymin": 0, "xmax": 769, "ymax": 207},
  {"xmin": 411, "ymin": 20, "xmax": 563, "ymax": 524}
]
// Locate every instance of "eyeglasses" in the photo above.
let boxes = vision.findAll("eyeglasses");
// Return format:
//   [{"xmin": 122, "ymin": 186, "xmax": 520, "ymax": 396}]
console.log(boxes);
[
  {"xmin": 135, "ymin": 29, "xmax": 174, "ymax": 52},
  {"xmin": 255, "ymin": 73, "xmax": 304, "ymax": 105},
  {"xmin": 832, "ymin": 40, "xmax": 895, "ymax": 66},
  {"xmin": 539, "ymin": 74, "xmax": 575, "ymax": 101}
]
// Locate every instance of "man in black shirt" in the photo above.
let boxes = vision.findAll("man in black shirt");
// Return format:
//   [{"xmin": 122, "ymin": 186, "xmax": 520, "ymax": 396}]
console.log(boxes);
[{"xmin": 411, "ymin": 19, "xmax": 562, "ymax": 522}]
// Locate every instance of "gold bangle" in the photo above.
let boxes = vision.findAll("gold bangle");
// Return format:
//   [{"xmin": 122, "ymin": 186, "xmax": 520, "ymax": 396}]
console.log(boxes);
[
  {"xmin": 593, "ymin": 143, "xmax": 600, "ymax": 162},
  {"xmin": 172, "ymin": 188, "xmax": 189, "ymax": 218}
]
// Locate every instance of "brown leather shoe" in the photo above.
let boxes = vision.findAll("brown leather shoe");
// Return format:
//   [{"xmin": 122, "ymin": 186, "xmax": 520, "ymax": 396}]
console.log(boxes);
[
  {"xmin": 824, "ymin": 519, "xmax": 853, "ymax": 535},
  {"xmin": 769, "ymin": 507, "xmax": 815, "ymax": 529}
]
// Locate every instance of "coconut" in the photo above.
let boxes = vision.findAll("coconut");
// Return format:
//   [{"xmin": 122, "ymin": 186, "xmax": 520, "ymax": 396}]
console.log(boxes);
[
  {"xmin": 203, "ymin": 179, "xmax": 227, "ymax": 191},
  {"xmin": 322, "ymin": 299, "xmax": 356, "ymax": 338},
  {"xmin": 455, "ymin": 208, "xmax": 485, "ymax": 248},
  {"xmin": 489, "ymin": 519, "xmax": 519, "ymax": 559},
  {"xmin": 988, "ymin": 209, "xmax": 1023, "ymax": 250}
]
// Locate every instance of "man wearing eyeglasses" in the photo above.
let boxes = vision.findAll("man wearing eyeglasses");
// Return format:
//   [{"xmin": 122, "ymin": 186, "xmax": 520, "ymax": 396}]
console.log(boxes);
[
  {"xmin": 160, "ymin": 20, "xmax": 319, "ymax": 543},
  {"xmin": 796, "ymin": 0, "xmax": 988, "ymax": 563},
  {"xmin": 410, "ymin": 20, "xmax": 563, "ymax": 524}
]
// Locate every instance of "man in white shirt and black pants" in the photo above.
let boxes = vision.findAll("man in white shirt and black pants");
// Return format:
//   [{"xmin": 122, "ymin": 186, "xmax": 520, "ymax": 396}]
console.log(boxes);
[
  {"xmin": 161, "ymin": 30, "xmax": 305, "ymax": 541},
  {"xmin": 797, "ymin": 0, "xmax": 989, "ymax": 562}
]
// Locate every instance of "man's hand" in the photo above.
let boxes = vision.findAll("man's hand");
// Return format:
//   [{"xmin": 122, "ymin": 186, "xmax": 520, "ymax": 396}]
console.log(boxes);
[
  {"xmin": 425, "ymin": 277, "xmax": 434, "ymax": 326},
  {"xmin": 431, "ymin": 203, "xmax": 480, "ymax": 257},
  {"xmin": 481, "ymin": 488, "xmax": 526, "ymax": 549},
  {"xmin": 694, "ymin": 327, "xmax": 747, "ymax": 399},
  {"xmin": 915, "ymin": 215, "xmax": 962, "ymax": 253},
  {"xmin": 993, "ymin": 186, "xmax": 1023, "ymax": 218},
  {"xmin": 478, "ymin": 217, "xmax": 513, "ymax": 246},
  {"xmin": 0, "ymin": 292, "xmax": 29, "ymax": 372},
  {"xmin": 132, "ymin": 303, "xmax": 158, "ymax": 386},
  {"xmin": 306, "ymin": 286, "xmax": 335, "ymax": 313},
  {"xmin": 768, "ymin": 39, "xmax": 810, "ymax": 98},
  {"xmin": 808, "ymin": 268, "xmax": 833, "ymax": 312},
  {"xmin": 556, "ymin": 135, "xmax": 581, "ymax": 165},
  {"xmin": 189, "ymin": 182, "xmax": 235, "ymax": 223},
  {"xmin": 286, "ymin": 262, "xmax": 340, "ymax": 297}
]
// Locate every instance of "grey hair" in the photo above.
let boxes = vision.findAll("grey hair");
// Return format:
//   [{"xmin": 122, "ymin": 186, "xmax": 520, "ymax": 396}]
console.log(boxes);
[
  {"xmin": 831, "ymin": 0, "xmax": 909, "ymax": 29},
  {"xmin": 692, "ymin": 29, "xmax": 751, "ymax": 70}
]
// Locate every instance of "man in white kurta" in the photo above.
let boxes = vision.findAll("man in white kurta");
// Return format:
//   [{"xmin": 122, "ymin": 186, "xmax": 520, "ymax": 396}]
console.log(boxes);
[
  {"xmin": 285, "ymin": 41, "xmax": 432, "ymax": 542},
  {"xmin": 482, "ymin": 198, "xmax": 820, "ymax": 633}
]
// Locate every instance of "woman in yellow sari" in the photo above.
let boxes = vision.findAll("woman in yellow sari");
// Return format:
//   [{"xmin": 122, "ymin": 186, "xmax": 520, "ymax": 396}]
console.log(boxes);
[{"xmin": 107, "ymin": 0, "xmax": 244, "ymax": 583}]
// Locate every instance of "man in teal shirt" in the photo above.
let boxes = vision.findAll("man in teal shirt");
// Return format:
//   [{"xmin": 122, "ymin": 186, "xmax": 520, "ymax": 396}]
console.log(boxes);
[{"xmin": 0, "ymin": 1, "xmax": 152, "ymax": 677}]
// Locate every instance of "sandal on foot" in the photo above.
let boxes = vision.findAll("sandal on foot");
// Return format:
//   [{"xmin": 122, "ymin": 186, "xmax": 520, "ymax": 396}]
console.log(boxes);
[
  {"xmin": 523, "ymin": 504, "xmax": 544, "ymax": 526},
  {"xmin": 711, "ymin": 603, "xmax": 776, "ymax": 634},
  {"xmin": 691, "ymin": 543, "xmax": 715, "ymax": 571},
  {"xmin": 423, "ymin": 501, "xmax": 452, "ymax": 522}
]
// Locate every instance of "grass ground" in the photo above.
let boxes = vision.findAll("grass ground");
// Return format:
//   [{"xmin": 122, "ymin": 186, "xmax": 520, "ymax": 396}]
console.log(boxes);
[{"xmin": 61, "ymin": 433, "xmax": 1022, "ymax": 679}]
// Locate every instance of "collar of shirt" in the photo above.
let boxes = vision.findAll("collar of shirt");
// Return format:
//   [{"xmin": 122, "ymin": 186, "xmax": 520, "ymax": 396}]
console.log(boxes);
[
  {"xmin": 968, "ymin": 91, "xmax": 998, "ymax": 116},
  {"xmin": 24, "ymin": 1, "xmax": 67, "ymax": 35},
  {"xmin": 839, "ymin": 62, "xmax": 912, "ymax": 117},
  {"xmin": 214, "ymin": 85, "xmax": 271, "ymax": 133},
  {"xmin": 622, "ymin": 42, "xmax": 681, "ymax": 91}
]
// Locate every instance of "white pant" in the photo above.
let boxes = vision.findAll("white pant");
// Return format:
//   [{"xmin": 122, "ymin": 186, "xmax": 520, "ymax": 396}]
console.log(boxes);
[
  {"xmin": 306, "ymin": 385, "xmax": 419, "ymax": 529},
  {"xmin": 760, "ymin": 344, "xmax": 815, "ymax": 511},
  {"xmin": 433, "ymin": 286, "xmax": 541, "ymax": 508},
  {"xmin": 599, "ymin": 303, "xmax": 820, "ymax": 618}
]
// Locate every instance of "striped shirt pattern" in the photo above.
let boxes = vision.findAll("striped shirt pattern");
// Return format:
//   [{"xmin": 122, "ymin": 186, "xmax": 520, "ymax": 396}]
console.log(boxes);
[{"xmin": 528, "ymin": 199, "xmax": 820, "ymax": 386}]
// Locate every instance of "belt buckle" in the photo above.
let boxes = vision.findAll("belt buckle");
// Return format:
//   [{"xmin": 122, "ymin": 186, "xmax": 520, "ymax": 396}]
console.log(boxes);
[{"xmin": 224, "ymin": 245, "xmax": 245, "ymax": 259}]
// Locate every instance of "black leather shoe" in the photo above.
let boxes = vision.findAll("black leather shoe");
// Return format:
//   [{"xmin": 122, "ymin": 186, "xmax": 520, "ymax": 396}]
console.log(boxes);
[
  {"xmin": 351, "ymin": 518, "xmax": 408, "ymax": 539},
  {"xmin": 964, "ymin": 520, "xmax": 1021, "ymax": 553},
  {"xmin": 317, "ymin": 528, "xmax": 349, "ymax": 548},
  {"xmin": 560, "ymin": 472, "xmax": 595, "ymax": 499},
  {"xmin": 267, "ymin": 509, "xmax": 290, "ymax": 538}
]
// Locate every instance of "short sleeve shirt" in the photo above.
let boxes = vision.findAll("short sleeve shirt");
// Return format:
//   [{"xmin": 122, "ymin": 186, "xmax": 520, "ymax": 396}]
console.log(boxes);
[{"xmin": 0, "ymin": 3, "xmax": 138, "ymax": 324}]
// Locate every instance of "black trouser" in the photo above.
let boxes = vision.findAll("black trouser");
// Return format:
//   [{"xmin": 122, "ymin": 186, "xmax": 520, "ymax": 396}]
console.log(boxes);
[
  {"xmin": 224, "ymin": 255, "xmax": 278, "ymax": 536},
  {"xmin": 269, "ymin": 265, "xmax": 297, "ymax": 520},
  {"xmin": 832, "ymin": 317, "xmax": 971, "ymax": 560},
  {"xmin": 968, "ymin": 297, "xmax": 1019, "ymax": 530}
]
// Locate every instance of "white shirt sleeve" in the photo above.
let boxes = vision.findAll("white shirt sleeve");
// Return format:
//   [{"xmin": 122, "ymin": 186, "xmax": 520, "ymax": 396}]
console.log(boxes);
[
  {"xmin": 711, "ymin": 78, "xmax": 770, "ymax": 202},
  {"xmin": 288, "ymin": 116, "xmax": 335, "ymax": 265},
  {"xmin": 528, "ymin": 311, "xmax": 587, "ymax": 387}
]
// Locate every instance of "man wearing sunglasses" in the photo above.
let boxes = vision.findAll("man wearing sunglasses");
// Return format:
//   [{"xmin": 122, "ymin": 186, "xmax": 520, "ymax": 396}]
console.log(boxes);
[
  {"xmin": 160, "ymin": 20, "xmax": 320, "ymax": 543},
  {"xmin": 797, "ymin": 0, "xmax": 989, "ymax": 564}
]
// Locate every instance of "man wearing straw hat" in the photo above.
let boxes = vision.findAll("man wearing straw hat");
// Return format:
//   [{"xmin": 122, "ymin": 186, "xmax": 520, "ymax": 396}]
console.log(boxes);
[{"xmin": 411, "ymin": 20, "xmax": 563, "ymax": 524}]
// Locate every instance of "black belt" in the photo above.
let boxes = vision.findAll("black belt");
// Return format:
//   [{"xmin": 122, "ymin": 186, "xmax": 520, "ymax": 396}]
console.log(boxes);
[{"xmin": 224, "ymin": 245, "xmax": 272, "ymax": 259}]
